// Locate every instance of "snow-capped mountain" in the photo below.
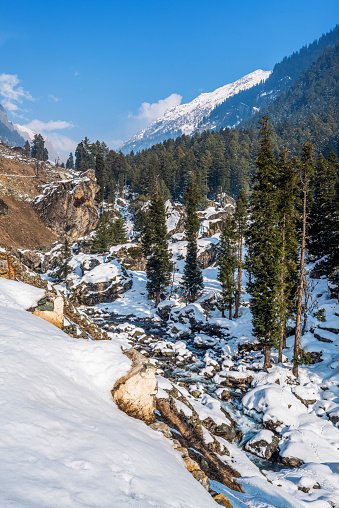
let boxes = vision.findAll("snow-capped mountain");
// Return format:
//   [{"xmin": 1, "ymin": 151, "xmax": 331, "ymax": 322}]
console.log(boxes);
[
  {"xmin": 121, "ymin": 69, "xmax": 271, "ymax": 153},
  {"xmin": 0, "ymin": 104, "xmax": 25, "ymax": 147}
]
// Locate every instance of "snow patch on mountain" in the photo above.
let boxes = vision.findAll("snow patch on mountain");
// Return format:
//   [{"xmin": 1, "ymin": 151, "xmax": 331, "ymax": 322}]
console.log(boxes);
[{"xmin": 122, "ymin": 70, "xmax": 271, "ymax": 153}]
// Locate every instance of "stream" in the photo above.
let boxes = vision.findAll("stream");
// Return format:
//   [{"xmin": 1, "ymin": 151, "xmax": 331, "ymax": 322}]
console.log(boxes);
[{"xmin": 91, "ymin": 310, "xmax": 287, "ymax": 473}]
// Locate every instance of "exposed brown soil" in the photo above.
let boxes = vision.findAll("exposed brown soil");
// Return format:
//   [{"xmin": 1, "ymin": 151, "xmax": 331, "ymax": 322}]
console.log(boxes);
[
  {"xmin": 0, "ymin": 195, "xmax": 57, "ymax": 249},
  {"xmin": 0, "ymin": 146, "xmax": 69, "ymax": 249}
]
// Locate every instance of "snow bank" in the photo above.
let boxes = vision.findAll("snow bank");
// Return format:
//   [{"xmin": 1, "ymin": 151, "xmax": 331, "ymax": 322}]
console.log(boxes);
[
  {"xmin": 0, "ymin": 285, "xmax": 215, "ymax": 507},
  {"xmin": 82, "ymin": 259, "xmax": 121, "ymax": 284},
  {"xmin": 0, "ymin": 278, "xmax": 45, "ymax": 310}
]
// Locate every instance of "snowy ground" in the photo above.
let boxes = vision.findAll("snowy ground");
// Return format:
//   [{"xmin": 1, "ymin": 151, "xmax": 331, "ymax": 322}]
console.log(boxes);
[{"xmin": 0, "ymin": 279, "xmax": 216, "ymax": 507}]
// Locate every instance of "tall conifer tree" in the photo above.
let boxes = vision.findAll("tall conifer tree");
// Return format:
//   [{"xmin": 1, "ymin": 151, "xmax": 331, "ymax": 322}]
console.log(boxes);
[
  {"xmin": 183, "ymin": 172, "xmax": 204, "ymax": 303},
  {"xmin": 234, "ymin": 190, "xmax": 247, "ymax": 318},
  {"xmin": 247, "ymin": 117, "xmax": 281, "ymax": 369},
  {"xmin": 143, "ymin": 191, "xmax": 171, "ymax": 305},
  {"xmin": 276, "ymin": 150, "xmax": 299, "ymax": 362},
  {"xmin": 218, "ymin": 216, "xmax": 237, "ymax": 319},
  {"xmin": 293, "ymin": 142, "xmax": 314, "ymax": 378}
]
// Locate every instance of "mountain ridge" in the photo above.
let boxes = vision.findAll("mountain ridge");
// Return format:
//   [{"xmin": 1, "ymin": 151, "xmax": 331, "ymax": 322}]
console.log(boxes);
[{"xmin": 121, "ymin": 69, "xmax": 271, "ymax": 153}]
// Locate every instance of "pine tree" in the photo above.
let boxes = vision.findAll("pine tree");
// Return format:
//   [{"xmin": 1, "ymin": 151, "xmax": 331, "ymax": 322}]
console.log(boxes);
[
  {"xmin": 234, "ymin": 189, "xmax": 247, "ymax": 318},
  {"xmin": 218, "ymin": 216, "xmax": 237, "ymax": 318},
  {"xmin": 309, "ymin": 153, "xmax": 338, "ymax": 260},
  {"xmin": 66, "ymin": 152, "xmax": 74, "ymax": 169},
  {"xmin": 75, "ymin": 137, "xmax": 93, "ymax": 171},
  {"xmin": 247, "ymin": 117, "xmax": 281, "ymax": 370},
  {"xmin": 23, "ymin": 140, "xmax": 30, "ymax": 157},
  {"xmin": 143, "ymin": 192, "xmax": 172, "ymax": 305},
  {"xmin": 55, "ymin": 238, "xmax": 72, "ymax": 281},
  {"xmin": 91, "ymin": 215, "xmax": 110, "ymax": 253},
  {"xmin": 183, "ymin": 172, "xmax": 204, "ymax": 303},
  {"xmin": 31, "ymin": 134, "xmax": 47, "ymax": 161},
  {"xmin": 293, "ymin": 142, "xmax": 314, "ymax": 378},
  {"xmin": 276, "ymin": 150, "xmax": 299, "ymax": 362},
  {"xmin": 110, "ymin": 214, "xmax": 128, "ymax": 245}
]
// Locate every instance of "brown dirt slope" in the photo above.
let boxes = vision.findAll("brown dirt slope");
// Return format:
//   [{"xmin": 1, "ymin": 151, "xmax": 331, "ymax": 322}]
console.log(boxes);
[
  {"xmin": 0, "ymin": 143, "xmax": 69, "ymax": 249},
  {"xmin": 0, "ymin": 196, "xmax": 57, "ymax": 249}
]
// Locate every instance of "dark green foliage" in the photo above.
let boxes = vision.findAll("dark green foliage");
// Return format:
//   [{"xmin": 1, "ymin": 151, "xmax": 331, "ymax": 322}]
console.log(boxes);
[
  {"xmin": 75, "ymin": 137, "xmax": 94, "ymax": 171},
  {"xmin": 91, "ymin": 212, "xmax": 128, "ymax": 253},
  {"xmin": 143, "ymin": 193, "xmax": 172, "ymax": 304},
  {"xmin": 23, "ymin": 140, "xmax": 31, "ymax": 157},
  {"xmin": 183, "ymin": 173, "xmax": 204, "ymax": 302},
  {"xmin": 91, "ymin": 214, "xmax": 111, "ymax": 253},
  {"xmin": 247, "ymin": 117, "xmax": 281, "ymax": 365},
  {"xmin": 66, "ymin": 152, "xmax": 74, "ymax": 169},
  {"xmin": 276, "ymin": 149, "xmax": 300, "ymax": 358},
  {"xmin": 110, "ymin": 213, "xmax": 128, "ymax": 245},
  {"xmin": 31, "ymin": 134, "xmax": 48, "ymax": 161},
  {"xmin": 207, "ymin": 26, "xmax": 339, "ymax": 135},
  {"xmin": 218, "ymin": 216, "xmax": 237, "ymax": 318},
  {"xmin": 234, "ymin": 189, "xmax": 248, "ymax": 317},
  {"xmin": 310, "ymin": 153, "xmax": 338, "ymax": 260},
  {"xmin": 55, "ymin": 238, "xmax": 72, "ymax": 281}
]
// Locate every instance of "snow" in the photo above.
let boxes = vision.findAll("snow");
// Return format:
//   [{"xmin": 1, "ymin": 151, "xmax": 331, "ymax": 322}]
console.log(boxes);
[
  {"xmin": 82, "ymin": 260, "xmax": 121, "ymax": 284},
  {"xmin": 0, "ymin": 281, "xmax": 216, "ymax": 507},
  {"xmin": 0, "ymin": 278, "xmax": 45, "ymax": 310},
  {"xmin": 122, "ymin": 70, "xmax": 271, "ymax": 152}
]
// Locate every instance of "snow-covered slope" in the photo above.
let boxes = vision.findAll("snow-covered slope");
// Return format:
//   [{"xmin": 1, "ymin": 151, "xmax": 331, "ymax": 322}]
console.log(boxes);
[
  {"xmin": 122, "ymin": 70, "xmax": 271, "ymax": 153},
  {"xmin": 0, "ymin": 278, "xmax": 216, "ymax": 507}
]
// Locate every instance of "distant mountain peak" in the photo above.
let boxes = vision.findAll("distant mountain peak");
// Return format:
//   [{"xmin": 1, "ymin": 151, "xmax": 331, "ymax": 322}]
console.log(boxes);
[{"xmin": 121, "ymin": 69, "xmax": 271, "ymax": 153}]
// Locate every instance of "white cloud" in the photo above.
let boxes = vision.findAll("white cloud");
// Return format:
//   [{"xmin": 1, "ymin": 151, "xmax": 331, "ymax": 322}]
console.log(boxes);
[
  {"xmin": 18, "ymin": 119, "xmax": 76, "ymax": 162},
  {"xmin": 24, "ymin": 119, "xmax": 73, "ymax": 132},
  {"xmin": 0, "ymin": 73, "xmax": 33, "ymax": 111},
  {"xmin": 46, "ymin": 133, "xmax": 77, "ymax": 154},
  {"xmin": 132, "ymin": 93, "xmax": 182, "ymax": 123},
  {"xmin": 48, "ymin": 94, "xmax": 60, "ymax": 102},
  {"xmin": 108, "ymin": 139, "xmax": 124, "ymax": 150}
]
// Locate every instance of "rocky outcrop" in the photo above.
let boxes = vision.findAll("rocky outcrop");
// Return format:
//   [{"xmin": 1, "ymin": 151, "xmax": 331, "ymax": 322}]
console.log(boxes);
[
  {"xmin": 156, "ymin": 395, "xmax": 242, "ymax": 492},
  {"xmin": 33, "ymin": 295, "xmax": 64, "ymax": 329},
  {"xmin": 108, "ymin": 244, "xmax": 146, "ymax": 271},
  {"xmin": 33, "ymin": 169, "xmax": 99, "ymax": 241},
  {"xmin": 112, "ymin": 348, "xmax": 157, "ymax": 424},
  {"xmin": 197, "ymin": 243, "xmax": 217, "ymax": 268},
  {"xmin": 70, "ymin": 259, "xmax": 132, "ymax": 305},
  {"xmin": 244, "ymin": 430, "xmax": 279, "ymax": 460}
]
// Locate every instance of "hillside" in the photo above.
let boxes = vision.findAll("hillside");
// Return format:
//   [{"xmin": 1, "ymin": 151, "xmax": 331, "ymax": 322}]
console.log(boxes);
[
  {"xmin": 205, "ymin": 25, "xmax": 339, "ymax": 133},
  {"xmin": 0, "ymin": 143, "xmax": 99, "ymax": 249},
  {"xmin": 121, "ymin": 70, "xmax": 270, "ymax": 153},
  {"xmin": 0, "ymin": 277, "xmax": 216, "ymax": 508}
]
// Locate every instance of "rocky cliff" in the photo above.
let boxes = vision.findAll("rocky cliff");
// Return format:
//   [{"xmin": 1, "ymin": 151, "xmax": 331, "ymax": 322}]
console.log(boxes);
[{"xmin": 33, "ymin": 169, "xmax": 99, "ymax": 241}]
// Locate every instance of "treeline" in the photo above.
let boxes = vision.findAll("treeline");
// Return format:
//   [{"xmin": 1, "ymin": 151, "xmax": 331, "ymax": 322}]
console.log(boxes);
[
  {"xmin": 73, "ymin": 129, "xmax": 258, "ymax": 203},
  {"xmin": 141, "ymin": 117, "xmax": 338, "ymax": 378}
]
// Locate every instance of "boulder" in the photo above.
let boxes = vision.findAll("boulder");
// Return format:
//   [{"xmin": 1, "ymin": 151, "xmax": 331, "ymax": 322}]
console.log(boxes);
[
  {"xmin": 244, "ymin": 429, "xmax": 279, "ymax": 460},
  {"xmin": 112, "ymin": 348, "xmax": 157, "ymax": 424},
  {"xmin": 33, "ymin": 295, "xmax": 64, "ymax": 329},
  {"xmin": 33, "ymin": 169, "xmax": 99, "ymax": 241},
  {"xmin": 213, "ymin": 494, "xmax": 234, "ymax": 508},
  {"xmin": 71, "ymin": 260, "xmax": 132, "ymax": 305}
]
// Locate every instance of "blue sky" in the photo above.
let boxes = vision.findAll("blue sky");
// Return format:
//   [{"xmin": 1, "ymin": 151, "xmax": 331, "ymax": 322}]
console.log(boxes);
[{"xmin": 0, "ymin": 0, "xmax": 338, "ymax": 157}]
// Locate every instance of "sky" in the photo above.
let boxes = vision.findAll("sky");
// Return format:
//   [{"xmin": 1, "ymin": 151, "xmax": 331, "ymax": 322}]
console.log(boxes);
[{"xmin": 0, "ymin": 0, "xmax": 338, "ymax": 158}]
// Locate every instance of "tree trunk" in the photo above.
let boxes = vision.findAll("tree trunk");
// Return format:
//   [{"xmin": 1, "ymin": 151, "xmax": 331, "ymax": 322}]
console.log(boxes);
[
  {"xmin": 278, "ymin": 219, "xmax": 286, "ymax": 364},
  {"xmin": 293, "ymin": 188, "xmax": 307, "ymax": 378},
  {"xmin": 228, "ymin": 303, "xmax": 232, "ymax": 320},
  {"xmin": 264, "ymin": 345, "xmax": 272, "ymax": 370},
  {"xmin": 234, "ymin": 235, "xmax": 243, "ymax": 318}
]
